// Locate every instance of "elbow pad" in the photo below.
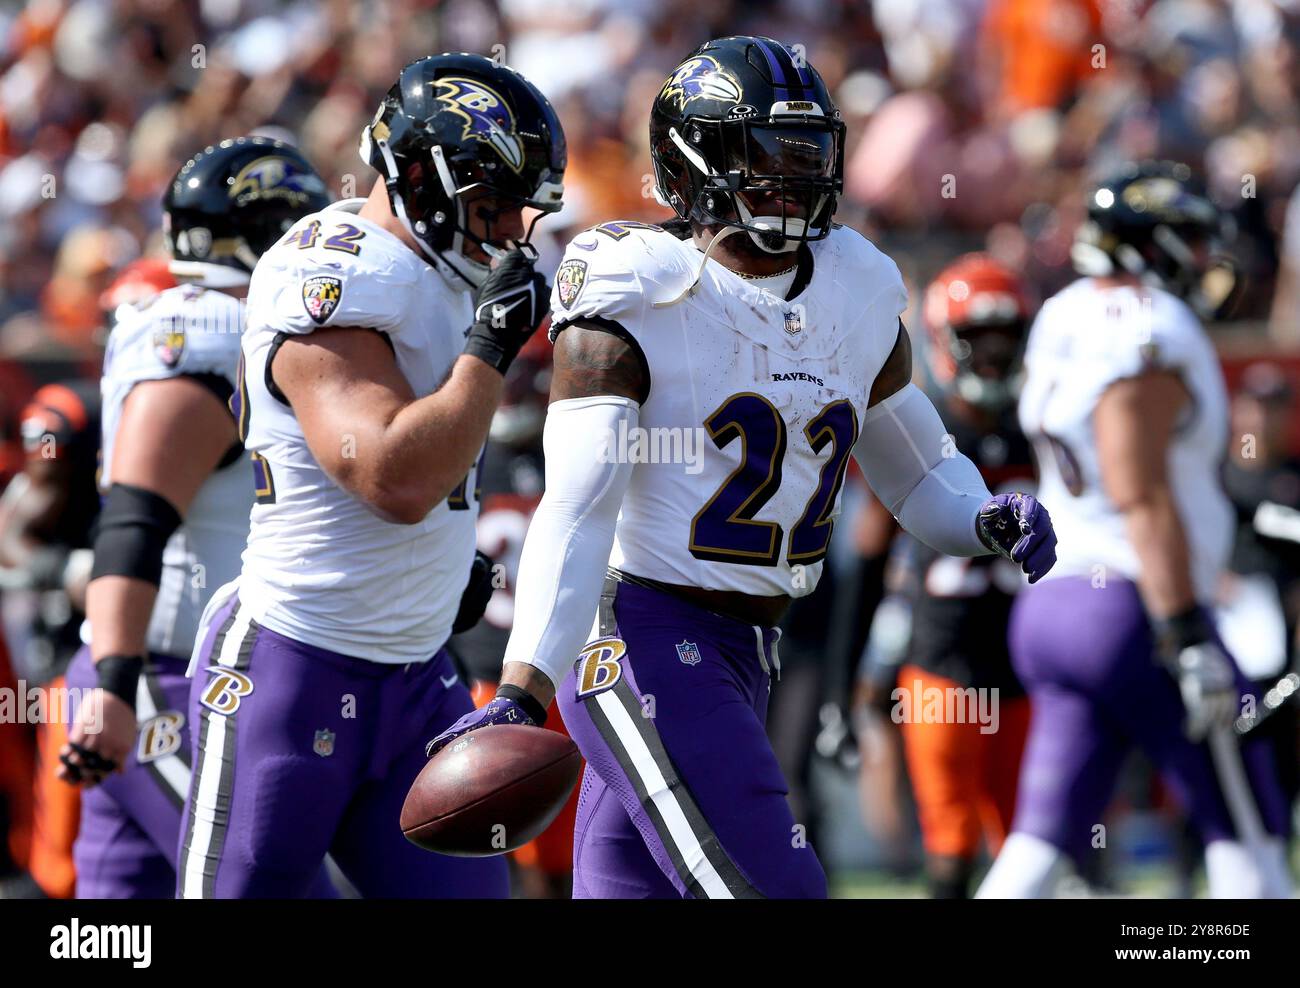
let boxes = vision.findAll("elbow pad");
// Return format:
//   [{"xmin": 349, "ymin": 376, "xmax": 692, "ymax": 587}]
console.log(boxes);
[
  {"xmin": 503, "ymin": 396, "xmax": 637, "ymax": 687},
  {"xmin": 90, "ymin": 483, "xmax": 183, "ymax": 586},
  {"xmin": 852, "ymin": 384, "xmax": 991, "ymax": 557}
]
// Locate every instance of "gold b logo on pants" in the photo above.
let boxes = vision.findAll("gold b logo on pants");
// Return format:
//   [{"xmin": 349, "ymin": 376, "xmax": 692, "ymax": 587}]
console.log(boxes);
[
  {"xmin": 137, "ymin": 710, "xmax": 186, "ymax": 762},
  {"xmin": 575, "ymin": 637, "xmax": 626, "ymax": 700},
  {"xmin": 199, "ymin": 667, "xmax": 254, "ymax": 716}
]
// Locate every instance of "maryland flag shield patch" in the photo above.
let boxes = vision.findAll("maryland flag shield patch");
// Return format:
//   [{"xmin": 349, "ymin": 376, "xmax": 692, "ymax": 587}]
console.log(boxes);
[
  {"xmin": 556, "ymin": 258, "xmax": 588, "ymax": 310},
  {"xmin": 153, "ymin": 326, "xmax": 185, "ymax": 367},
  {"xmin": 302, "ymin": 275, "xmax": 342, "ymax": 325}
]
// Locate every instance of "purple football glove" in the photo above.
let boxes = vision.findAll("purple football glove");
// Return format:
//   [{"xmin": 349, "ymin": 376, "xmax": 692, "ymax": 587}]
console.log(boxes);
[
  {"xmin": 424, "ymin": 687, "xmax": 545, "ymax": 758},
  {"xmin": 977, "ymin": 492, "xmax": 1057, "ymax": 584}
]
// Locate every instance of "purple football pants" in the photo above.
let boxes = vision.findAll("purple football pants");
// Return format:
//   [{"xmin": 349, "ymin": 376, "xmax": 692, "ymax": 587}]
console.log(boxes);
[
  {"xmin": 558, "ymin": 576, "xmax": 827, "ymax": 899},
  {"xmin": 1008, "ymin": 576, "xmax": 1290, "ymax": 862},
  {"xmin": 67, "ymin": 645, "xmax": 338, "ymax": 899},
  {"xmin": 66, "ymin": 646, "xmax": 191, "ymax": 898},
  {"xmin": 176, "ymin": 594, "xmax": 508, "ymax": 898}
]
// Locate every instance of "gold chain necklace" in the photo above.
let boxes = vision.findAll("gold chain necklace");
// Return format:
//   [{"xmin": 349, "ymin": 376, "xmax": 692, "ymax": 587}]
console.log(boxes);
[{"xmin": 734, "ymin": 262, "xmax": 799, "ymax": 281}]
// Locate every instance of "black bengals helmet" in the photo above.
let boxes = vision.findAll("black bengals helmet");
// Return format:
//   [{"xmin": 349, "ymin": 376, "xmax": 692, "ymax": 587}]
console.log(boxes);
[
  {"xmin": 360, "ymin": 53, "xmax": 566, "ymax": 286},
  {"xmin": 650, "ymin": 36, "xmax": 845, "ymax": 254},
  {"xmin": 1072, "ymin": 160, "xmax": 1239, "ymax": 318},
  {"xmin": 163, "ymin": 137, "xmax": 331, "ymax": 287}
]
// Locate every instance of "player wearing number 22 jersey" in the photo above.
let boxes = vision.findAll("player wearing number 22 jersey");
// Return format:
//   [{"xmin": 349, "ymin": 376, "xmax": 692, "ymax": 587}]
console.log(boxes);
[{"xmin": 428, "ymin": 36, "xmax": 1057, "ymax": 899}]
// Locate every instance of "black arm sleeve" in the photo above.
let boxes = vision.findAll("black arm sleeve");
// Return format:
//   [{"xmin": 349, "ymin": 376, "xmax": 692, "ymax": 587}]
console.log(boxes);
[{"xmin": 89, "ymin": 483, "xmax": 183, "ymax": 586}]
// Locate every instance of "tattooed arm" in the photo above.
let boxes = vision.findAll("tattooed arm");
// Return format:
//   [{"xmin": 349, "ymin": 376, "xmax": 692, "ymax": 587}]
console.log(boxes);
[{"xmin": 547, "ymin": 321, "xmax": 650, "ymax": 404}]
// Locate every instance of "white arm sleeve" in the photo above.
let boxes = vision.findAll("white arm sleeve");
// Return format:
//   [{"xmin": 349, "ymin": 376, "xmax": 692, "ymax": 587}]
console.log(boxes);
[
  {"xmin": 851, "ymin": 383, "xmax": 992, "ymax": 557},
  {"xmin": 502, "ymin": 395, "xmax": 638, "ymax": 688}
]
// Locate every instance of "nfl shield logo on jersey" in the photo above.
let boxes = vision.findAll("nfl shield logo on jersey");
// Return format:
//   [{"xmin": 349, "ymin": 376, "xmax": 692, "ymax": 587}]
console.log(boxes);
[
  {"xmin": 302, "ymin": 275, "xmax": 343, "ymax": 324},
  {"xmin": 675, "ymin": 640, "xmax": 702, "ymax": 666},
  {"xmin": 783, "ymin": 308, "xmax": 803, "ymax": 336},
  {"xmin": 556, "ymin": 258, "xmax": 588, "ymax": 310},
  {"xmin": 313, "ymin": 728, "xmax": 335, "ymax": 758}
]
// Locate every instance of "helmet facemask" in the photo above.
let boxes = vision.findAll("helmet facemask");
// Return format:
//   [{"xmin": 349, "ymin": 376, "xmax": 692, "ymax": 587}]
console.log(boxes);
[
  {"xmin": 1072, "ymin": 219, "xmax": 1240, "ymax": 319},
  {"xmin": 1072, "ymin": 165, "xmax": 1240, "ymax": 319},
  {"xmin": 656, "ymin": 111, "xmax": 844, "ymax": 254},
  {"xmin": 945, "ymin": 322, "xmax": 1027, "ymax": 412},
  {"xmin": 360, "ymin": 81, "xmax": 564, "ymax": 288}
]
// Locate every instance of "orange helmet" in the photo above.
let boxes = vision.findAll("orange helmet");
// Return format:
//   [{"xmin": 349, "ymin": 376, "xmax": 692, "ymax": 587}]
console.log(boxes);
[
  {"xmin": 99, "ymin": 258, "xmax": 176, "ymax": 314},
  {"xmin": 922, "ymin": 253, "xmax": 1032, "ymax": 410}
]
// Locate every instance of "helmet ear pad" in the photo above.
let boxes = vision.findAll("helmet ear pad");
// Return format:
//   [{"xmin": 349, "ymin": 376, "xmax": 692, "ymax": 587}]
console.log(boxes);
[
  {"xmin": 391, "ymin": 155, "xmax": 457, "ymax": 254},
  {"xmin": 650, "ymin": 127, "xmax": 690, "ymax": 219}
]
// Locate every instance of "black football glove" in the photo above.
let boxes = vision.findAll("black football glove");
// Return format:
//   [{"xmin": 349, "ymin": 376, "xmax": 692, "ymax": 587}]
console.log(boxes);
[
  {"xmin": 452, "ymin": 550, "xmax": 496, "ymax": 634},
  {"xmin": 462, "ymin": 249, "xmax": 549, "ymax": 374}
]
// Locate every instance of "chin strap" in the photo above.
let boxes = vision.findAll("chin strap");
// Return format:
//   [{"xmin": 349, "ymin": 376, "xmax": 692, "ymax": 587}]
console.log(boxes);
[
  {"xmin": 652, "ymin": 224, "xmax": 746, "ymax": 308},
  {"xmin": 733, "ymin": 194, "xmax": 825, "ymax": 254},
  {"xmin": 429, "ymin": 144, "xmax": 493, "ymax": 288},
  {"xmin": 372, "ymin": 135, "xmax": 485, "ymax": 288}
]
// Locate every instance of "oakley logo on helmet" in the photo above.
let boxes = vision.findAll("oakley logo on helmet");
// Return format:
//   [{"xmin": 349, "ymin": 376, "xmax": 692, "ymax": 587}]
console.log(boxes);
[
  {"xmin": 434, "ymin": 77, "xmax": 525, "ymax": 172},
  {"xmin": 659, "ymin": 56, "xmax": 743, "ymax": 111}
]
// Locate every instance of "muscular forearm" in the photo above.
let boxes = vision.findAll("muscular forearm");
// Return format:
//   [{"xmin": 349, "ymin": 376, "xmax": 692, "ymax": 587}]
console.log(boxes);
[
  {"xmin": 1123, "ymin": 488, "xmax": 1197, "ymax": 618},
  {"xmin": 335, "ymin": 356, "xmax": 503, "ymax": 523}
]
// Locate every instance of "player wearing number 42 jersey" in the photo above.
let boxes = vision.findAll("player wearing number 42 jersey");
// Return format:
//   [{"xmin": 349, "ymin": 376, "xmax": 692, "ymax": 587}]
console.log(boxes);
[
  {"xmin": 429, "ymin": 36, "xmax": 1057, "ymax": 899},
  {"xmin": 177, "ymin": 54, "xmax": 565, "ymax": 898}
]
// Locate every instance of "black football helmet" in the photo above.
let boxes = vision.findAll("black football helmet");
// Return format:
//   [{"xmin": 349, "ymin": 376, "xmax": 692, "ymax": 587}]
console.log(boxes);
[
  {"xmin": 360, "ymin": 53, "xmax": 566, "ymax": 286},
  {"xmin": 163, "ymin": 137, "xmax": 331, "ymax": 287},
  {"xmin": 1072, "ymin": 161, "xmax": 1239, "ymax": 317},
  {"xmin": 650, "ymin": 36, "xmax": 845, "ymax": 254}
]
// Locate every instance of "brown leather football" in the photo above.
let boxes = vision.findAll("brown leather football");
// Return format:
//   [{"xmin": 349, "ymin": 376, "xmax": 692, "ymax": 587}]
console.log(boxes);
[{"xmin": 400, "ymin": 724, "xmax": 581, "ymax": 856}]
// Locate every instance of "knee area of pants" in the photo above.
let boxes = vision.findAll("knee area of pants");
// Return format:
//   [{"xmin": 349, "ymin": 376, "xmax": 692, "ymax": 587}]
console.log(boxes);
[
  {"xmin": 752, "ymin": 850, "xmax": 827, "ymax": 900},
  {"xmin": 239, "ymin": 756, "xmax": 334, "ymax": 872}
]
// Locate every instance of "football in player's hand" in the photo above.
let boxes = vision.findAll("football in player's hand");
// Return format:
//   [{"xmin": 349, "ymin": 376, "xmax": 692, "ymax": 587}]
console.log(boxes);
[{"xmin": 400, "ymin": 724, "xmax": 581, "ymax": 856}]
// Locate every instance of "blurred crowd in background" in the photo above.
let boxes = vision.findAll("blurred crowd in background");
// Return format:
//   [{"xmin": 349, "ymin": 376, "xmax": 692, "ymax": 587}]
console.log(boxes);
[
  {"xmin": 1, "ymin": 0, "xmax": 1300, "ymax": 896},
  {"xmin": 12, "ymin": 0, "xmax": 1300, "ymax": 367}
]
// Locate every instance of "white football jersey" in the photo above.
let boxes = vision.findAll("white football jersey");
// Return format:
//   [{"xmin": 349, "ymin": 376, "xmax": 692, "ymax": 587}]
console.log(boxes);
[
  {"xmin": 100, "ymin": 284, "xmax": 249, "ymax": 657},
  {"xmin": 237, "ymin": 200, "xmax": 480, "ymax": 662},
  {"xmin": 1018, "ymin": 278, "xmax": 1232, "ymax": 599},
  {"xmin": 549, "ymin": 221, "xmax": 907, "ymax": 597}
]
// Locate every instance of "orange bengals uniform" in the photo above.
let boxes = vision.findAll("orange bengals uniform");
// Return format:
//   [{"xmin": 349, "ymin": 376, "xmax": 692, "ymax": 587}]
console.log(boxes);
[
  {"xmin": 898, "ymin": 665, "xmax": 1030, "ymax": 859},
  {"xmin": 892, "ymin": 407, "xmax": 1037, "ymax": 891},
  {"xmin": 28, "ymin": 677, "xmax": 79, "ymax": 898},
  {"xmin": 0, "ymin": 636, "xmax": 34, "ymax": 876},
  {"xmin": 8, "ymin": 380, "xmax": 101, "ymax": 897}
]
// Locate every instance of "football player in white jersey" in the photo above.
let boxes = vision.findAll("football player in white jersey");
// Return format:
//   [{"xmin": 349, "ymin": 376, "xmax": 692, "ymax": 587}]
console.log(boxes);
[
  {"xmin": 176, "ymin": 54, "xmax": 565, "ymax": 898},
  {"xmin": 427, "ymin": 36, "xmax": 1056, "ymax": 899},
  {"xmin": 978, "ymin": 162, "xmax": 1293, "ymax": 898},
  {"xmin": 57, "ymin": 138, "xmax": 333, "ymax": 898}
]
